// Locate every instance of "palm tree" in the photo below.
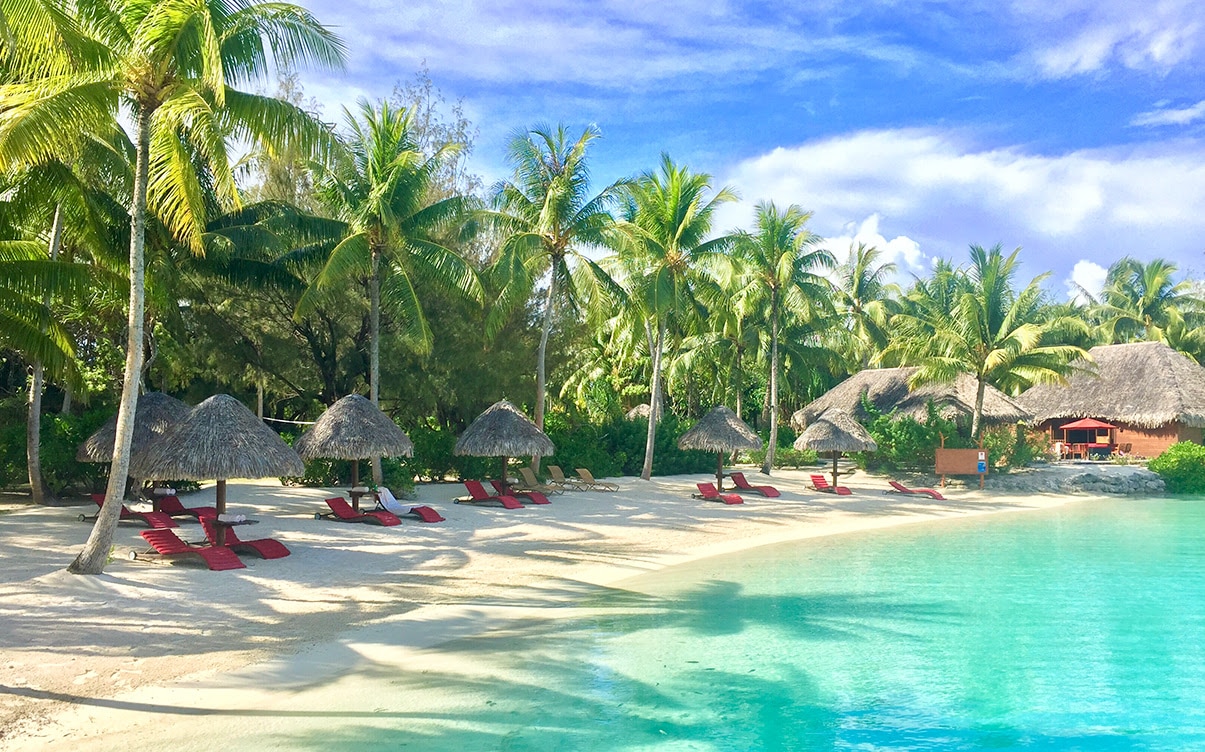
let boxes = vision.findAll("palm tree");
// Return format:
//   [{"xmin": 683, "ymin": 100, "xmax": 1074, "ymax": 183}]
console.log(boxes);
[
  {"xmin": 893, "ymin": 244, "xmax": 1087, "ymax": 438},
  {"xmin": 1094, "ymin": 257, "xmax": 1198, "ymax": 343},
  {"xmin": 610, "ymin": 155, "xmax": 737, "ymax": 479},
  {"xmin": 0, "ymin": 0, "xmax": 344, "ymax": 574},
  {"xmin": 834, "ymin": 242, "xmax": 900, "ymax": 369},
  {"xmin": 734, "ymin": 201, "xmax": 834, "ymax": 473},
  {"xmin": 485, "ymin": 124, "xmax": 625, "ymax": 433}
]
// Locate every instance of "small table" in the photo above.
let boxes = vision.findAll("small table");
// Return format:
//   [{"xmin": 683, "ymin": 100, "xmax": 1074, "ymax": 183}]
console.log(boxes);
[
  {"xmin": 212, "ymin": 518, "xmax": 257, "ymax": 547},
  {"xmin": 349, "ymin": 487, "xmax": 375, "ymax": 512}
]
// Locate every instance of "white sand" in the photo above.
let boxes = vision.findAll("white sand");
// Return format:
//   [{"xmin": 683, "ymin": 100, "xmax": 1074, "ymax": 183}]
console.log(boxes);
[{"xmin": 0, "ymin": 469, "xmax": 1091, "ymax": 749}]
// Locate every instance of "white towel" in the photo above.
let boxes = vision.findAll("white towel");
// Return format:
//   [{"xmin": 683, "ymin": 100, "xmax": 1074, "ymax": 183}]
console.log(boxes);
[
  {"xmin": 217, "ymin": 513, "xmax": 246, "ymax": 523},
  {"xmin": 377, "ymin": 487, "xmax": 414, "ymax": 515}
]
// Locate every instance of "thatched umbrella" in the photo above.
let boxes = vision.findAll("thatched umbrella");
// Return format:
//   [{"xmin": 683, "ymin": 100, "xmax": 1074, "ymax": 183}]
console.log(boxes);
[
  {"xmin": 132, "ymin": 394, "xmax": 303, "ymax": 545},
  {"xmin": 294, "ymin": 394, "xmax": 413, "ymax": 506},
  {"xmin": 454, "ymin": 400, "xmax": 554, "ymax": 481},
  {"xmin": 795, "ymin": 408, "xmax": 878, "ymax": 489},
  {"xmin": 76, "ymin": 392, "xmax": 190, "ymax": 464},
  {"xmin": 677, "ymin": 406, "xmax": 762, "ymax": 490}
]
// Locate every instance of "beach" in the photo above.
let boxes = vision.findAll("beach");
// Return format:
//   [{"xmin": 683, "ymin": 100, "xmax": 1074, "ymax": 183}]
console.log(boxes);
[{"xmin": 0, "ymin": 469, "xmax": 1091, "ymax": 749}]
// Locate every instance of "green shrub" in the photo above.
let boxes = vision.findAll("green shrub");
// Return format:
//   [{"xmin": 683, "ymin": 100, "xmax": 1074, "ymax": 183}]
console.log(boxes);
[
  {"xmin": 543, "ymin": 412, "xmax": 714, "ymax": 478},
  {"xmin": 0, "ymin": 407, "xmax": 115, "ymax": 495},
  {"xmin": 1149, "ymin": 442, "xmax": 1205, "ymax": 494}
]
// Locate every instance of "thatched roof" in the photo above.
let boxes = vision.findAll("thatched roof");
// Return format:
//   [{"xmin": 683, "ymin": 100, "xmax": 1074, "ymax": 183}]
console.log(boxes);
[
  {"xmin": 454, "ymin": 400, "xmax": 555, "ymax": 457},
  {"xmin": 625, "ymin": 403, "xmax": 652, "ymax": 420},
  {"xmin": 131, "ymin": 394, "xmax": 304, "ymax": 480},
  {"xmin": 1019, "ymin": 341, "xmax": 1205, "ymax": 428},
  {"xmin": 791, "ymin": 367, "xmax": 1030, "ymax": 430},
  {"xmin": 76, "ymin": 392, "xmax": 191, "ymax": 463},
  {"xmin": 794, "ymin": 408, "xmax": 878, "ymax": 453},
  {"xmin": 294, "ymin": 394, "xmax": 413, "ymax": 460},
  {"xmin": 677, "ymin": 406, "xmax": 762, "ymax": 452}
]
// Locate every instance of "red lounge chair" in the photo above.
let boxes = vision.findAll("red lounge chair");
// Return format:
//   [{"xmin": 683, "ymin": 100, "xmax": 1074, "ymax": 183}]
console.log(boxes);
[
  {"xmin": 373, "ymin": 499, "xmax": 446, "ymax": 523},
  {"xmin": 888, "ymin": 480, "xmax": 946, "ymax": 500},
  {"xmin": 694, "ymin": 482, "xmax": 744, "ymax": 505},
  {"xmin": 491, "ymin": 479, "xmax": 550, "ymax": 505},
  {"xmin": 457, "ymin": 480, "xmax": 523, "ymax": 509},
  {"xmin": 319, "ymin": 497, "xmax": 401, "ymax": 526},
  {"xmin": 810, "ymin": 474, "xmax": 852, "ymax": 496},
  {"xmin": 157, "ymin": 495, "xmax": 218, "ymax": 520},
  {"xmin": 85, "ymin": 494, "xmax": 178, "ymax": 528},
  {"xmin": 137, "ymin": 528, "xmax": 245, "ymax": 571},
  {"xmin": 200, "ymin": 517, "xmax": 290, "ymax": 559},
  {"xmin": 729, "ymin": 472, "xmax": 781, "ymax": 498}
]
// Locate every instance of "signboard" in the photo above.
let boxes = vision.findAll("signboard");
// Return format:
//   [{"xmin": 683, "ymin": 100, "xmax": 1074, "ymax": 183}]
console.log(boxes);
[{"xmin": 935, "ymin": 448, "xmax": 989, "ymax": 489}]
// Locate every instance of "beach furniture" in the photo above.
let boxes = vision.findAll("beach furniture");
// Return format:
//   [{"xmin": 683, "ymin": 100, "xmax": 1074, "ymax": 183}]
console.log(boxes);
[
  {"xmin": 810, "ymin": 474, "xmax": 852, "ymax": 496},
  {"xmin": 156, "ymin": 495, "xmax": 218, "ymax": 520},
  {"xmin": 728, "ymin": 472, "xmax": 780, "ymax": 497},
  {"xmin": 518, "ymin": 467, "xmax": 564, "ymax": 495},
  {"xmin": 81, "ymin": 494, "xmax": 178, "ymax": 528},
  {"xmin": 135, "ymin": 528, "xmax": 245, "ymax": 571},
  {"xmin": 374, "ymin": 487, "xmax": 446, "ymax": 522},
  {"xmin": 200, "ymin": 517, "xmax": 290, "ymax": 559},
  {"xmin": 457, "ymin": 480, "xmax": 524, "ymax": 509},
  {"xmin": 693, "ymin": 482, "xmax": 744, "ymax": 505},
  {"xmin": 547, "ymin": 465, "xmax": 590, "ymax": 491},
  {"xmin": 887, "ymin": 480, "xmax": 946, "ymax": 500},
  {"xmin": 491, "ymin": 479, "xmax": 550, "ymax": 505},
  {"xmin": 576, "ymin": 468, "xmax": 619, "ymax": 492},
  {"xmin": 318, "ymin": 496, "xmax": 402, "ymax": 526}
]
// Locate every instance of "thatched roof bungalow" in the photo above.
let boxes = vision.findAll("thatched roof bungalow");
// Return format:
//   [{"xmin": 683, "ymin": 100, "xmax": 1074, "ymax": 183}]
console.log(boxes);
[
  {"xmin": 76, "ymin": 392, "xmax": 190, "ymax": 465},
  {"xmin": 1019, "ymin": 341, "xmax": 1205, "ymax": 457},
  {"xmin": 791, "ymin": 367, "xmax": 1029, "ymax": 431}
]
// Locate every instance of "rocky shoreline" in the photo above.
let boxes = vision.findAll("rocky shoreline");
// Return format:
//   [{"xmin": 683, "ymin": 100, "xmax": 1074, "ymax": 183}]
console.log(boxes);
[{"xmin": 984, "ymin": 463, "xmax": 1165, "ymax": 496}]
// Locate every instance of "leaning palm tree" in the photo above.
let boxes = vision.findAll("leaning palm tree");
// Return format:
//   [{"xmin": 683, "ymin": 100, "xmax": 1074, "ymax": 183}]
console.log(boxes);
[
  {"xmin": 734, "ymin": 201, "xmax": 834, "ymax": 473},
  {"xmin": 299, "ymin": 99, "xmax": 482, "ymax": 484},
  {"xmin": 610, "ymin": 155, "xmax": 737, "ymax": 480},
  {"xmin": 484, "ymin": 123, "xmax": 626, "ymax": 432},
  {"xmin": 0, "ymin": 0, "xmax": 345, "ymax": 574}
]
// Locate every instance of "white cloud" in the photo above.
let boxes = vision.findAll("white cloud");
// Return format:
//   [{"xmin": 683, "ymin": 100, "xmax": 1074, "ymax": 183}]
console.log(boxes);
[
  {"xmin": 1132, "ymin": 100, "xmax": 1205, "ymax": 127},
  {"xmin": 1066, "ymin": 260, "xmax": 1109, "ymax": 303},
  {"xmin": 819, "ymin": 214, "xmax": 930, "ymax": 274}
]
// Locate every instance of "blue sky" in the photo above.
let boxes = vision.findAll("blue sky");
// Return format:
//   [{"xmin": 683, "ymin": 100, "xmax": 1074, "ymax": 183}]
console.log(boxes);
[{"xmin": 293, "ymin": 0, "xmax": 1205, "ymax": 297}]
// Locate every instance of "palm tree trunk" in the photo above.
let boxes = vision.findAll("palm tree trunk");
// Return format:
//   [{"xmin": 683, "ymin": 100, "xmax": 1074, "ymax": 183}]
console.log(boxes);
[
  {"xmin": 641, "ymin": 320, "xmax": 667, "ymax": 480},
  {"xmin": 27, "ymin": 204, "xmax": 64, "ymax": 505},
  {"xmin": 534, "ymin": 270, "xmax": 558, "ymax": 430},
  {"xmin": 70, "ymin": 104, "xmax": 154, "ymax": 574},
  {"xmin": 761, "ymin": 302, "xmax": 779, "ymax": 475},
  {"xmin": 972, "ymin": 376, "xmax": 987, "ymax": 440},
  {"xmin": 369, "ymin": 245, "xmax": 382, "ymax": 486},
  {"xmin": 60, "ymin": 385, "xmax": 72, "ymax": 415}
]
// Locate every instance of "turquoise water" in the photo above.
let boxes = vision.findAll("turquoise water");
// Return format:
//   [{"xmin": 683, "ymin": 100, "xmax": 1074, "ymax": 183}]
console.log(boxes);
[{"xmin": 320, "ymin": 499, "xmax": 1205, "ymax": 750}]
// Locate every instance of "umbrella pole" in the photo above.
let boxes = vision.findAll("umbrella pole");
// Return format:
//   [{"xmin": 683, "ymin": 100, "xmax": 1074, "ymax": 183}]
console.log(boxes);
[
  {"xmin": 351, "ymin": 460, "xmax": 360, "ymax": 511},
  {"xmin": 500, "ymin": 457, "xmax": 508, "ymax": 486},
  {"xmin": 216, "ymin": 479, "xmax": 227, "ymax": 547},
  {"xmin": 716, "ymin": 452, "xmax": 724, "ymax": 490},
  {"xmin": 831, "ymin": 453, "xmax": 839, "ymax": 490}
]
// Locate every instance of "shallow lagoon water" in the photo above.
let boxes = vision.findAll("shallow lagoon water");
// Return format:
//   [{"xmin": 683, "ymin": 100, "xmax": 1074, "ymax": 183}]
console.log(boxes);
[{"xmin": 299, "ymin": 498, "xmax": 1205, "ymax": 750}]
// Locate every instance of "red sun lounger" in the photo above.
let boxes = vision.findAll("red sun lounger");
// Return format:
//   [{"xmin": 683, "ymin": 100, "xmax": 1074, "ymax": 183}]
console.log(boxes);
[
  {"xmin": 374, "ymin": 499, "xmax": 446, "ymax": 523},
  {"xmin": 491, "ymin": 479, "xmax": 550, "ymax": 505},
  {"xmin": 810, "ymin": 475, "xmax": 852, "ymax": 496},
  {"xmin": 319, "ymin": 497, "xmax": 401, "ymax": 526},
  {"xmin": 157, "ymin": 495, "xmax": 218, "ymax": 520},
  {"xmin": 137, "ymin": 528, "xmax": 245, "ymax": 571},
  {"xmin": 200, "ymin": 517, "xmax": 290, "ymax": 559},
  {"xmin": 888, "ymin": 480, "xmax": 946, "ymax": 500},
  {"xmin": 694, "ymin": 482, "xmax": 744, "ymax": 505},
  {"xmin": 457, "ymin": 480, "xmax": 523, "ymax": 509},
  {"xmin": 85, "ymin": 494, "xmax": 178, "ymax": 528},
  {"xmin": 728, "ymin": 472, "xmax": 781, "ymax": 498}
]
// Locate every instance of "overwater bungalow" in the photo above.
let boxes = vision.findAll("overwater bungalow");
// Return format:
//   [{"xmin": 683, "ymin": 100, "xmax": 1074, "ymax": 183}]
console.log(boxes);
[{"xmin": 1019, "ymin": 341, "xmax": 1205, "ymax": 458}]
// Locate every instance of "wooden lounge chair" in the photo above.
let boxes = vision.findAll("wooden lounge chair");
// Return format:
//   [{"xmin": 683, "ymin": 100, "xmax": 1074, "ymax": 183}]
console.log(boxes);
[
  {"xmin": 576, "ymin": 468, "xmax": 619, "ymax": 492},
  {"xmin": 887, "ymin": 480, "xmax": 946, "ymax": 500},
  {"xmin": 728, "ymin": 472, "xmax": 781, "ymax": 498},
  {"xmin": 318, "ymin": 496, "xmax": 401, "ymax": 526},
  {"xmin": 136, "ymin": 528, "xmax": 245, "ymax": 571},
  {"xmin": 810, "ymin": 474, "xmax": 852, "ymax": 496},
  {"xmin": 156, "ymin": 495, "xmax": 218, "ymax": 520},
  {"xmin": 82, "ymin": 494, "xmax": 178, "ymax": 529},
  {"xmin": 693, "ymin": 482, "xmax": 743, "ymax": 505},
  {"xmin": 457, "ymin": 480, "xmax": 524, "ymax": 509},
  {"xmin": 518, "ymin": 467, "xmax": 564, "ymax": 495},
  {"xmin": 547, "ymin": 465, "xmax": 590, "ymax": 491},
  {"xmin": 491, "ymin": 479, "xmax": 550, "ymax": 505},
  {"xmin": 200, "ymin": 517, "xmax": 290, "ymax": 559}
]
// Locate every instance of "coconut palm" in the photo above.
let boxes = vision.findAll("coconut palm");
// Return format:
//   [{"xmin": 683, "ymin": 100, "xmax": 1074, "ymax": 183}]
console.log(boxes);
[
  {"xmin": 484, "ymin": 123, "xmax": 625, "ymax": 432},
  {"xmin": 610, "ymin": 155, "xmax": 737, "ymax": 480},
  {"xmin": 1094, "ymin": 257, "xmax": 1199, "ymax": 344},
  {"xmin": 0, "ymin": 0, "xmax": 344, "ymax": 574},
  {"xmin": 834, "ymin": 242, "xmax": 900, "ymax": 369}
]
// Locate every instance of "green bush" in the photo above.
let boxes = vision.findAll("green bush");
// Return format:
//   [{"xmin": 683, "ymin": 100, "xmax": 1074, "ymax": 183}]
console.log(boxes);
[
  {"xmin": 0, "ymin": 408, "xmax": 115, "ymax": 494},
  {"xmin": 543, "ymin": 412, "xmax": 714, "ymax": 478},
  {"xmin": 856, "ymin": 399, "xmax": 969, "ymax": 472},
  {"xmin": 1149, "ymin": 442, "xmax": 1205, "ymax": 494}
]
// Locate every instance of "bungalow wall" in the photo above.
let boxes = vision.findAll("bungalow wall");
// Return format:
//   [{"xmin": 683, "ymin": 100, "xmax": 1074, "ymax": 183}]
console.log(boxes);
[{"xmin": 1041, "ymin": 420, "xmax": 1203, "ymax": 457}]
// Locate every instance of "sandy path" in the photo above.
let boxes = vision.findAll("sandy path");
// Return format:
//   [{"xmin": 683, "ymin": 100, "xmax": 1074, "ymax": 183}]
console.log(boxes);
[{"xmin": 0, "ymin": 469, "xmax": 1088, "ymax": 748}]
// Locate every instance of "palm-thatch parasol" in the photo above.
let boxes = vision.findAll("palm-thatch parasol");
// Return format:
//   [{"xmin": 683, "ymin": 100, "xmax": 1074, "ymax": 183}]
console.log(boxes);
[
  {"xmin": 677, "ymin": 406, "xmax": 762, "ymax": 490},
  {"xmin": 454, "ymin": 400, "xmax": 554, "ymax": 481},
  {"xmin": 132, "ymin": 394, "xmax": 303, "ymax": 545},
  {"xmin": 76, "ymin": 392, "xmax": 191, "ymax": 465},
  {"xmin": 795, "ymin": 408, "xmax": 877, "ymax": 489},
  {"xmin": 294, "ymin": 394, "xmax": 413, "ymax": 506}
]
